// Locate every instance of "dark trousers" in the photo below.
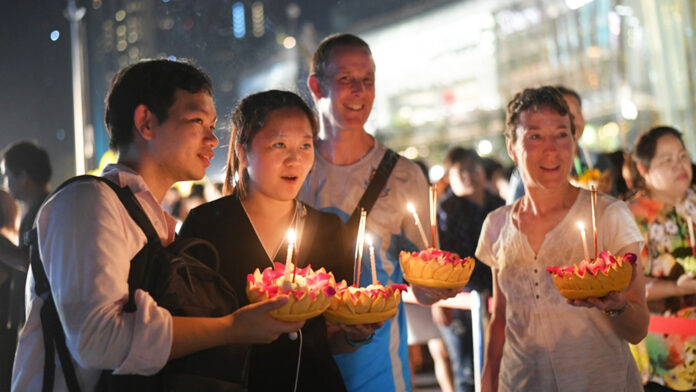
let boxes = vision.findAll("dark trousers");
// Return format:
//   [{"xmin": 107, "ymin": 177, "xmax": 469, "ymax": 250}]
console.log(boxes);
[{"xmin": 0, "ymin": 326, "xmax": 17, "ymax": 392}]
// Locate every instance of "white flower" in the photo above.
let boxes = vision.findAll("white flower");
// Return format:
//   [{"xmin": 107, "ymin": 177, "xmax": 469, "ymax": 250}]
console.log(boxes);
[
  {"xmin": 662, "ymin": 236, "xmax": 673, "ymax": 249},
  {"xmin": 664, "ymin": 220, "xmax": 679, "ymax": 235},
  {"xmin": 685, "ymin": 200, "xmax": 696, "ymax": 217},
  {"xmin": 649, "ymin": 223, "xmax": 665, "ymax": 242}
]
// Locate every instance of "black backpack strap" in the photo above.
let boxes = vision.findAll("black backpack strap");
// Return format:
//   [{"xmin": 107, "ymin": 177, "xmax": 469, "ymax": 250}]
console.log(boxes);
[
  {"xmin": 30, "ymin": 175, "xmax": 163, "ymax": 392},
  {"xmin": 346, "ymin": 149, "xmax": 400, "ymax": 237},
  {"xmin": 30, "ymin": 228, "xmax": 81, "ymax": 392}
]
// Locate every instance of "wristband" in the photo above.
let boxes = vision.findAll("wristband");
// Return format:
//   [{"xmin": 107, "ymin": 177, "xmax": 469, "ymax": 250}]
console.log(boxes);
[
  {"xmin": 604, "ymin": 302, "xmax": 628, "ymax": 317},
  {"xmin": 344, "ymin": 332, "xmax": 375, "ymax": 347}
]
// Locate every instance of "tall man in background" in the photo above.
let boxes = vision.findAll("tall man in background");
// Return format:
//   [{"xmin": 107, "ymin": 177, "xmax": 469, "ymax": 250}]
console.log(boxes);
[{"xmin": 302, "ymin": 33, "xmax": 458, "ymax": 391}]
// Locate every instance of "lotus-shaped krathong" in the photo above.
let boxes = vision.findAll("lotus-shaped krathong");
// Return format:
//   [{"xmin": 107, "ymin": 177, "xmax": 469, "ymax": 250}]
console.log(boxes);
[
  {"xmin": 399, "ymin": 249, "xmax": 475, "ymax": 289},
  {"xmin": 323, "ymin": 281, "xmax": 408, "ymax": 325},
  {"xmin": 246, "ymin": 262, "xmax": 337, "ymax": 322},
  {"xmin": 546, "ymin": 251, "xmax": 637, "ymax": 300}
]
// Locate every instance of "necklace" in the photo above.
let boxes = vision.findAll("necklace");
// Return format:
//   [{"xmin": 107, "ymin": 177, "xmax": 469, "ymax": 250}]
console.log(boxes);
[{"xmin": 240, "ymin": 198, "xmax": 306, "ymax": 268}]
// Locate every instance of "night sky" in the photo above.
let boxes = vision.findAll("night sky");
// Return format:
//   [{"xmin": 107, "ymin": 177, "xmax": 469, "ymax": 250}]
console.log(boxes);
[
  {"xmin": 0, "ymin": 0, "xmax": 448, "ymax": 187},
  {"xmin": 1, "ymin": 1, "xmax": 74, "ymax": 188}
]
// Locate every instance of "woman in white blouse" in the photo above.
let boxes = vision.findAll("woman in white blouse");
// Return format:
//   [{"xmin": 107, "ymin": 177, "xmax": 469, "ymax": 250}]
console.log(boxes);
[{"xmin": 476, "ymin": 86, "xmax": 649, "ymax": 392}]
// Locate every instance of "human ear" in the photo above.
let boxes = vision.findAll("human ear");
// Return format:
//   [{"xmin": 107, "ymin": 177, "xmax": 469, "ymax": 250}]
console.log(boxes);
[
  {"xmin": 307, "ymin": 74, "xmax": 324, "ymax": 99},
  {"xmin": 235, "ymin": 142, "xmax": 248, "ymax": 169},
  {"xmin": 636, "ymin": 163, "xmax": 649, "ymax": 179},
  {"xmin": 506, "ymin": 136, "xmax": 518, "ymax": 164},
  {"xmin": 133, "ymin": 104, "xmax": 155, "ymax": 141}
]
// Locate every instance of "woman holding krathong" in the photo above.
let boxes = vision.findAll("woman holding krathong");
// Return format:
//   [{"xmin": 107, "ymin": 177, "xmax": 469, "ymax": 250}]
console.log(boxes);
[
  {"xmin": 477, "ymin": 86, "xmax": 649, "ymax": 392},
  {"xmin": 180, "ymin": 90, "xmax": 373, "ymax": 391},
  {"xmin": 627, "ymin": 126, "xmax": 696, "ymax": 391}
]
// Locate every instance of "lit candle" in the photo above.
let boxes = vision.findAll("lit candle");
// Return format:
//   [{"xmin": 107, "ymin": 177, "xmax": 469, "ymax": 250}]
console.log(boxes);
[
  {"xmin": 429, "ymin": 185, "xmax": 440, "ymax": 249},
  {"xmin": 407, "ymin": 202, "xmax": 431, "ymax": 249},
  {"xmin": 353, "ymin": 209, "xmax": 367, "ymax": 286},
  {"xmin": 366, "ymin": 234, "xmax": 378, "ymax": 284},
  {"xmin": 577, "ymin": 221, "xmax": 591, "ymax": 262},
  {"xmin": 590, "ymin": 185, "xmax": 598, "ymax": 260},
  {"xmin": 284, "ymin": 228, "xmax": 296, "ymax": 282},
  {"xmin": 687, "ymin": 216, "xmax": 695, "ymax": 256}
]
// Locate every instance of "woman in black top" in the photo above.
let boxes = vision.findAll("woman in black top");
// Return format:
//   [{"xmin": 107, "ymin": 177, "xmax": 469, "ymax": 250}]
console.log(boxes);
[{"xmin": 180, "ymin": 90, "xmax": 356, "ymax": 391}]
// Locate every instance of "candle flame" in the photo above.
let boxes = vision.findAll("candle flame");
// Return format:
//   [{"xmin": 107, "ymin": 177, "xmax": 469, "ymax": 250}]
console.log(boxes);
[
  {"xmin": 366, "ymin": 234, "xmax": 373, "ymax": 246},
  {"xmin": 577, "ymin": 221, "xmax": 585, "ymax": 231},
  {"xmin": 407, "ymin": 202, "xmax": 416, "ymax": 214},
  {"xmin": 287, "ymin": 228, "xmax": 296, "ymax": 244}
]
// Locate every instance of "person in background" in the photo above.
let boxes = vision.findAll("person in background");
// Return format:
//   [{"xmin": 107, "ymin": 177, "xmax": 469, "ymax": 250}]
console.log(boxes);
[
  {"xmin": 627, "ymin": 126, "xmax": 696, "ymax": 392},
  {"xmin": 432, "ymin": 147, "xmax": 504, "ymax": 392},
  {"xmin": 481, "ymin": 157, "xmax": 510, "ymax": 201},
  {"xmin": 0, "ymin": 188, "xmax": 23, "ymax": 390},
  {"xmin": 302, "ymin": 33, "xmax": 459, "ymax": 392},
  {"xmin": 479, "ymin": 86, "xmax": 648, "ymax": 391},
  {"xmin": 0, "ymin": 141, "xmax": 52, "ymax": 390},
  {"xmin": 506, "ymin": 86, "xmax": 616, "ymax": 204}
]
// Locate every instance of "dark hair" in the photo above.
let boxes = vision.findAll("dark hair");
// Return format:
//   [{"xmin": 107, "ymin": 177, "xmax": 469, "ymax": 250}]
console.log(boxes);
[
  {"xmin": 0, "ymin": 188, "xmax": 18, "ymax": 232},
  {"xmin": 505, "ymin": 86, "xmax": 575, "ymax": 143},
  {"xmin": 445, "ymin": 147, "xmax": 483, "ymax": 170},
  {"xmin": 554, "ymin": 85, "xmax": 582, "ymax": 107},
  {"xmin": 481, "ymin": 157, "xmax": 504, "ymax": 181},
  {"xmin": 310, "ymin": 33, "xmax": 372, "ymax": 80},
  {"xmin": 632, "ymin": 126, "xmax": 685, "ymax": 170},
  {"xmin": 1, "ymin": 141, "xmax": 52, "ymax": 186},
  {"xmin": 224, "ymin": 90, "xmax": 318, "ymax": 197},
  {"xmin": 104, "ymin": 58, "xmax": 213, "ymax": 151}
]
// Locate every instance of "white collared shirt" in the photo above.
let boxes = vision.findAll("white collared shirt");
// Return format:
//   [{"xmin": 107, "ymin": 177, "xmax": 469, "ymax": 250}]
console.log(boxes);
[{"xmin": 12, "ymin": 164, "xmax": 175, "ymax": 391}]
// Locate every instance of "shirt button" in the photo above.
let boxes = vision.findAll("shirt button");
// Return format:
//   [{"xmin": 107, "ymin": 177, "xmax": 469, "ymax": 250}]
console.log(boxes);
[
  {"xmin": 535, "ymin": 282, "xmax": 539, "ymax": 286},
  {"xmin": 534, "ymin": 268, "xmax": 538, "ymax": 273},
  {"xmin": 536, "ymin": 295, "xmax": 540, "ymax": 299}
]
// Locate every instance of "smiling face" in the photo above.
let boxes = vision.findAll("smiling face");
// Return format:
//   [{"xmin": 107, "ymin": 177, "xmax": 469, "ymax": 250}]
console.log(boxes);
[
  {"xmin": 238, "ymin": 107, "xmax": 315, "ymax": 202},
  {"xmin": 641, "ymin": 134, "xmax": 692, "ymax": 202},
  {"xmin": 314, "ymin": 46, "xmax": 375, "ymax": 132},
  {"xmin": 148, "ymin": 89, "xmax": 219, "ymax": 183},
  {"xmin": 507, "ymin": 107, "xmax": 575, "ymax": 191}
]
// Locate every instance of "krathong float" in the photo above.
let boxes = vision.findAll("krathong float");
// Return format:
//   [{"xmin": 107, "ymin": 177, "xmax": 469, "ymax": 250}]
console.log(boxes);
[
  {"xmin": 246, "ymin": 261, "xmax": 337, "ymax": 322},
  {"xmin": 547, "ymin": 251, "xmax": 636, "ymax": 300}
]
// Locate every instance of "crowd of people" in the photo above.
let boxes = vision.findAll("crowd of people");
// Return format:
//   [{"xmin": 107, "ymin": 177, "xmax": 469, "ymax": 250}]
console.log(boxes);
[{"xmin": 1, "ymin": 32, "xmax": 695, "ymax": 392}]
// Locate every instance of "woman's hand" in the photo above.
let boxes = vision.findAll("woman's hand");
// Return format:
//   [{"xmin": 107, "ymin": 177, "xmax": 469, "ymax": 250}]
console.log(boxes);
[
  {"xmin": 326, "ymin": 320, "xmax": 385, "ymax": 354},
  {"xmin": 227, "ymin": 296, "xmax": 305, "ymax": 344},
  {"xmin": 567, "ymin": 291, "xmax": 627, "ymax": 312},
  {"xmin": 676, "ymin": 272, "xmax": 696, "ymax": 294}
]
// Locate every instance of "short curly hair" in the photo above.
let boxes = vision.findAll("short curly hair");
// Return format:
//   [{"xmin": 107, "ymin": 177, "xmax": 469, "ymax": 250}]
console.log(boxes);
[{"xmin": 505, "ymin": 86, "xmax": 575, "ymax": 143}]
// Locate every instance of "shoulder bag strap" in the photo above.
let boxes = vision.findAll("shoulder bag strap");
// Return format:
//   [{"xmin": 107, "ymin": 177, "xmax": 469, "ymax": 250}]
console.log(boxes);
[
  {"xmin": 345, "ymin": 149, "xmax": 400, "ymax": 237},
  {"xmin": 31, "ymin": 175, "xmax": 163, "ymax": 391}
]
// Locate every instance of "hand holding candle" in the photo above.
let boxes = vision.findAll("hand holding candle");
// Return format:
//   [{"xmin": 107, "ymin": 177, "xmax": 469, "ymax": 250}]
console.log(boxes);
[
  {"xmin": 407, "ymin": 202, "xmax": 431, "ymax": 249},
  {"xmin": 284, "ymin": 228, "xmax": 296, "ymax": 282},
  {"xmin": 577, "ymin": 221, "xmax": 591, "ymax": 262},
  {"xmin": 366, "ymin": 234, "xmax": 378, "ymax": 284}
]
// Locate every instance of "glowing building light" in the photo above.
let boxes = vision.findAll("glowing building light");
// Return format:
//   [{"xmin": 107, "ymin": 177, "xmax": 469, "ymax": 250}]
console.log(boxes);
[
  {"xmin": 565, "ymin": 0, "xmax": 593, "ymax": 10},
  {"xmin": 429, "ymin": 165, "xmax": 445, "ymax": 183},
  {"xmin": 283, "ymin": 36, "xmax": 296, "ymax": 49},
  {"xmin": 233, "ymin": 2, "xmax": 246, "ymax": 39},
  {"xmin": 477, "ymin": 140, "xmax": 493, "ymax": 156},
  {"xmin": 621, "ymin": 99, "xmax": 638, "ymax": 120},
  {"xmin": 252, "ymin": 2, "xmax": 264, "ymax": 37},
  {"xmin": 50, "ymin": 30, "xmax": 60, "ymax": 41}
]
